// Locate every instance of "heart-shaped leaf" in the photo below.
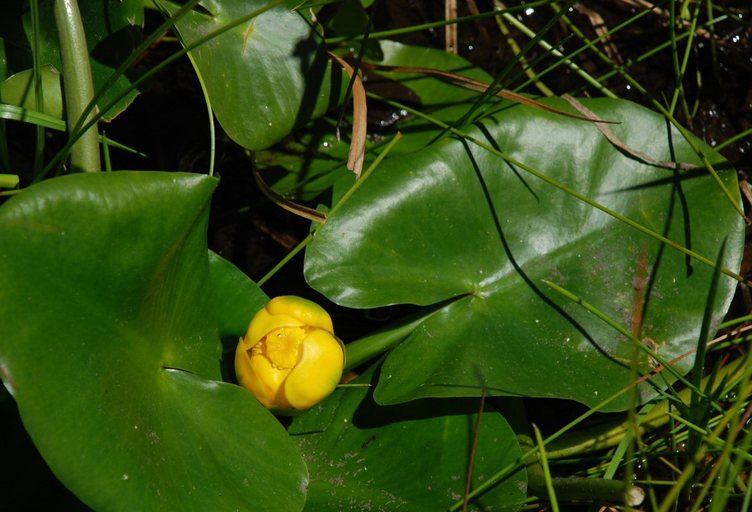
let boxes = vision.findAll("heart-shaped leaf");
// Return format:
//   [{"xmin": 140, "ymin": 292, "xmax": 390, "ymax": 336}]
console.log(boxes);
[
  {"xmin": 290, "ymin": 364, "xmax": 526, "ymax": 511},
  {"xmin": 158, "ymin": 0, "xmax": 345, "ymax": 150},
  {"xmin": 0, "ymin": 172, "xmax": 306, "ymax": 510},
  {"xmin": 304, "ymin": 98, "xmax": 744, "ymax": 411}
]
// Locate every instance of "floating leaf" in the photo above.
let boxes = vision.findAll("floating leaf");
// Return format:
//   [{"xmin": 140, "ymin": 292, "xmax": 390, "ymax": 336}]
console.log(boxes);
[
  {"xmin": 0, "ymin": 172, "xmax": 306, "ymax": 510},
  {"xmin": 290, "ymin": 364, "xmax": 526, "ymax": 511},
  {"xmin": 304, "ymin": 98, "xmax": 744, "ymax": 411},
  {"xmin": 158, "ymin": 0, "xmax": 345, "ymax": 150}
]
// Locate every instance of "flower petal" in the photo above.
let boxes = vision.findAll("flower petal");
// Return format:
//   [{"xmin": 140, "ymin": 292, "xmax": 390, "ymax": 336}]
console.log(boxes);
[
  {"xmin": 283, "ymin": 329, "xmax": 344, "ymax": 410},
  {"xmin": 266, "ymin": 296, "xmax": 334, "ymax": 333},
  {"xmin": 235, "ymin": 343, "xmax": 292, "ymax": 409},
  {"xmin": 244, "ymin": 307, "xmax": 304, "ymax": 347}
]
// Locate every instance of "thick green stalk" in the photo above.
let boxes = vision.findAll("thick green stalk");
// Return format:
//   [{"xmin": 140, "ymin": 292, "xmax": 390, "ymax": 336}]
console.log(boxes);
[
  {"xmin": 344, "ymin": 306, "xmax": 444, "ymax": 372},
  {"xmin": 54, "ymin": 0, "xmax": 100, "ymax": 172}
]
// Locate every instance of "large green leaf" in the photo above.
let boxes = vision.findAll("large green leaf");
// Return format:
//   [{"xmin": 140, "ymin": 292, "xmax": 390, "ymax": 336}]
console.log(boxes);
[
  {"xmin": 304, "ymin": 98, "xmax": 745, "ymax": 411},
  {"xmin": 158, "ymin": 0, "xmax": 345, "ymax": 150},
  {"xmin": 290, "ymin": 364, "xmax": 526, "ymax": 511},
  {"xmin": 0, "ymin": 172, "xmax": 306, "ymax": 510}
]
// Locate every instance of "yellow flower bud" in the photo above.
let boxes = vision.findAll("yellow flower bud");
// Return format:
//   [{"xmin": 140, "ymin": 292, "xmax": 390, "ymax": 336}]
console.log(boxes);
[{"xmin": 235, "ymin": 296, "xmax": 345, "ymax": 412}]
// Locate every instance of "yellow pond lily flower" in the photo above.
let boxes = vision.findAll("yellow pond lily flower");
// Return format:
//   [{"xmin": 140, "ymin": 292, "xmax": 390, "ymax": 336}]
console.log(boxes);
[{"xmin": 235, "ymin": 296, "xmax": 345, "ymax": 412}]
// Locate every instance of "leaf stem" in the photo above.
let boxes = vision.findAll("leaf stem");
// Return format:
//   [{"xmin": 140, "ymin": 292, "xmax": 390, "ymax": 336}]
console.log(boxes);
[
  {"xmin": 344, "ymin": 305, "xmax": 443, "ymax": 372},
  {"xmin": 30, "ymin": 0, "xmax": 46, "ymax": 175},
  {"xmin": 256, "ymin": 234, "xmax": 313, "ymax": 288},
  {"xmin": 455, "ymin": 353, "xmax": 748, "ymax": 508},
  {"xmin": 54, "ymin": 0, "xmax": 100, "ymax": 172},
  {"xmin": 532, "ymin": 424, "xmax": 560, "ymax": 511},
  {"xmin": 39, "ymin": 0, "xmax": 277, "ymax": 181},
  {"xmin": 186, "ymin": 52, "xmax": 216, "ymax": 177}
]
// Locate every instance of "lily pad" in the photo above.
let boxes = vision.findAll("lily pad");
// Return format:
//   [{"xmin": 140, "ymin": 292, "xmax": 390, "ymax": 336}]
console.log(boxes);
[
  {"xmin": 158, "ymin": 0, "xmax": 345, "ymax": 150},
  {"xmin": 0, "ymin": 172, "xmax": 306, "ymax": 510},
  {"xmin": 304, "ymin": 98, "xmax": 744, "ymax": 411},
  {"xmin": 290, "ymin": 364, "xmax": 526, "ymax": 511}
]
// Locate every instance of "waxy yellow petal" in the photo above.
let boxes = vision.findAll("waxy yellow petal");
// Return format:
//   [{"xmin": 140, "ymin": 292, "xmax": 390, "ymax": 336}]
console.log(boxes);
[
  {"xmin": 283, "ymin": 329, "xmax": 344, "ymax": 410},
  {"xmin": 244, "ymin": 308, "xmax": 303, "ymax": 346},
  {"xmin": 266, "ymin": 295, "xmax": 334, "ymax": 333},
  {"xmin": 235, "ymin": 296, "xmax": 345, "ymax": 412}
]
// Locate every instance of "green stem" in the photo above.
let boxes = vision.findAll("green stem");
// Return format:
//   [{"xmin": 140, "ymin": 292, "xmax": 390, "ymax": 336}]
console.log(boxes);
[
  {"xmin": 468, "ymin": 399, "xmax": 644, "ymax": 509},
  {"xmin": 657, "ymin": 376, "xmax": 752, "ymax": 512},
  {"xmin": 30, "ymin": 0, "xmax": 46, "ymax": 175},
  {"xmin": 544, "ymin": 354, "xmax": 748, "ymax": 459},
  {"xmin": 511, "ymin": 402, "xmax": 643, "ymax": 507},
  {"xmin": 344, "ymin": 306, "xmax": 443, "ymax": 372},
  {"xmin": 715, "ymin": 126, "xmax": 752, "ymax": 152},
  {"xmin": 186, "ymin": 51, "xmax": 216, "ymax": 177},
  {"xmin": 323, "ymin": 1, "xmax": 554, "ymax": 44},
  {"xmin": 492, "ymin": 1, "xmax": 554, "ymax": 97},
  {"xmin": 458, "ymin": 353, "xmax": 747, "ymax": 508},
  {"xmin": 257, "ymin": 133, "xmax": 402, "ymax": 288},
  {"xmin": 256, "ymin": 234, "xmax": 313, "ymax": 288},
  {"xmin": 532, "ymin": 424, "xmax": 561, "ymax": 512},
  {"xmin": 0, "ymin": 174, "xmax": 20, "ymax": 188},
  {"xmin": 502, "ymin": 6, "xmax": 616, "ymax": 99},
  {"xmin": 54, "ymin": 0, "xmax": 100, "ymax": 172}
]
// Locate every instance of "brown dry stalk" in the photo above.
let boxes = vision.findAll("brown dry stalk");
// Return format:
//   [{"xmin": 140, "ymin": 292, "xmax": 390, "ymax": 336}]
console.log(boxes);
[
  {"xmin": 365, "ymin": 62, "xmax": 617, "ymax": 123},
  {"xmin": 562, "ymin": 94, "xmax": 701, "ymax": 170},
  {"xmin": 253, "ymin": 168, "xmax": 327, "ymax": 223},
  {"xmin": 330, "ymin": 52, "xmax": 367, "ymax": 178},
  {"xmin": 445, "ymin": 0, "xmax": 458, "ymax": 54},
  {"xmin": 574, "ymin": 3, "xmax": 624, "ymax": 65}
]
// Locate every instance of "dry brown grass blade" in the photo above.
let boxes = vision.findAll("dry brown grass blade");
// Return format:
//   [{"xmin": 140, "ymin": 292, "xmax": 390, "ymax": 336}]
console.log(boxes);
[
  {"xmin": 253, "ymin": 168, "xmax": 327, "ymax": 223},
  {"xmin": 445, "ymin": 0, "xmax": 458, "ymax": 54},
  {"xmin": 365, "ymin": 63, "xmax": 617, "ymax": 123},
  {"xmin": 574, "ymin": 3, "xmax": 624, "ymax": 65},
  {"xmin": 330, "ymin": 52, "xmax": 367, "ymax": 178},
  {"xmin": 562, "ymin": 94, "xmax": 701, "ymax": 170}
]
